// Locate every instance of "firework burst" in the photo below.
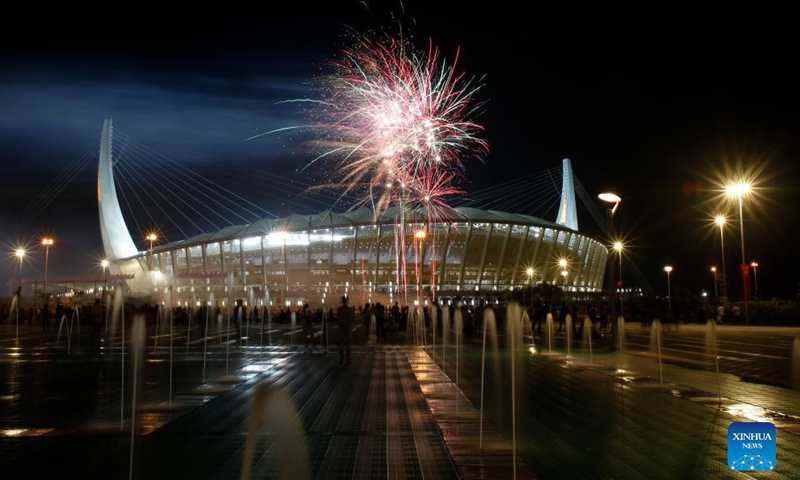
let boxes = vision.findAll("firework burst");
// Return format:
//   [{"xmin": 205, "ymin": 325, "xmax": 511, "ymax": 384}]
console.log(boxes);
[
  {"xmin": 309, "ymin": 31, "xmax": 488, "ymax": 218},
  {"xmin": 261, "ymin": 28, "xmax": 488, "ymax": 303}
]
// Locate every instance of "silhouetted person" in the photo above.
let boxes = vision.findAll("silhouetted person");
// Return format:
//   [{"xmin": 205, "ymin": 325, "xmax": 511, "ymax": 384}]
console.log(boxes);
[
  {"xmin": 571, "ymin": 304, "xmax": 580, "ymax": 335},
  {"xmin": 464, "ymin": 309, "xmax": 475, "ymax": 336},
  {"xmin": 337, "ymin": 296, "xmax": 354, "ymax": 364},
  {"xmin": 529, "ymin": 306, "xmax": 541, "ymax": 334},
  {"xmin": 557, "ymin": 302, "xmax": 568, "ymax": 332},
  {"xmin": 599, "ymin": 302, "xmax": 609, "ymax": 330},
  {"xmin": 234, "ymin": 299, "xmax": 245, "ymax": 342},
  {"xmin": 540, "ymin": 301, "xmax": 550, "ymax": 333},
  {"xmin": 302, "ymin": 304, "xmax": 314, "ymax": 352},
  {"xmin": 588, "ymin": 304, "xmax": 597, "ymax": 329},
  {"xmin": 374, "ymin": 302, "xmax": 385, "ymax": 339},
  {"xmin": 41, "ymin": 303, "xmax": 50, "ymax": 332}
]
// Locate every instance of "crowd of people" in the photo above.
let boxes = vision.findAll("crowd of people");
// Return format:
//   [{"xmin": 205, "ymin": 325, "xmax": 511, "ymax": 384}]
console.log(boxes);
[{"xmin": 4, "ymin": 291, "xmax": 740, "ymax": 363}]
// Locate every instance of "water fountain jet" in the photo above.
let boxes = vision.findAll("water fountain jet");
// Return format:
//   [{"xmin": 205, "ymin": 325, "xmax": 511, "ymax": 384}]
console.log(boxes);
[
  {"xmin": 128, "ymin": 315, "xmax": 146, "ymax": 480},
  {"xmin": 565, "ymin": 314, "xmax": 573, "ymax": 357},
  {"xmin": 582, "ymin": 317, "xmax": 593, "ymax": 363},
  {"xmin": 705, "ymin": 319, "xmax": 721, "ymax": 403},
  {"xmin": 650, "ymin": 319, "xmax": 664, "ymax": 386},
  {"xmin": 479, "ymin": 306, "xmax": 500, "ymax": 451},
  {"xmin": 507, "ymin": 301, "xmax": 522, "ymax": 480},
  {"xmin": 792, "ymin": 337, "xmax": 800, "ymax": 389},
  {"xmin": 453, "ymin": 308, "xmax": 463, "ymax": 414},
  {"xmin": 240, "ymin": 383, "xmax": 310, "ymax": 480}
]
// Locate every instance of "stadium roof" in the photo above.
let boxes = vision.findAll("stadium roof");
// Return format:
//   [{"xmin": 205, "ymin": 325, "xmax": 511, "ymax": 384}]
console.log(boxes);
[{"xmin": 149, "ymin": 207, "xmax": 571, "ymax": 255}]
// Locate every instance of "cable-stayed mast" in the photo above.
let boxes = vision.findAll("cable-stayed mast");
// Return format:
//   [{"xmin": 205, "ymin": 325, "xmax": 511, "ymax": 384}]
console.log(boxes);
[
  {"xmin": 555, "ymin": 158, "xmax": 578, "ymax": 230},
  {"xmin": 98, "ymin": 118, "xmax": 149, "ymax": 291}
]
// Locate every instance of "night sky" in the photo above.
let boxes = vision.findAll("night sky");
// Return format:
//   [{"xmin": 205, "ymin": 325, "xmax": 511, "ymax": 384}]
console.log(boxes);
[{"xmin": 2, "ymin": 1, "xmax": 798, "ymax": 298}]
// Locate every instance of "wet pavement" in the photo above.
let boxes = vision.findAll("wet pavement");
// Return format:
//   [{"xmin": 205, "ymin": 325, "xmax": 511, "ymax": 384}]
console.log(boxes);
[{"xmin": 1, "ymin": 320, "xmax": 799, "ymax": 479}]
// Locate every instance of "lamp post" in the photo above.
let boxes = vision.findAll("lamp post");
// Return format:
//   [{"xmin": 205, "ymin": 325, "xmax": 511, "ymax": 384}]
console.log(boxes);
[
  {"xmin": 714, "ymin": 215, "xmax": 728, "ymax": 299},
  {"xmin": 664, "ymin": 265, "xmax": 673, "ymax": 311},
  {"xmin": 101, "ymin": 259, "xmax": 110, "ymax": 347},
  {"xmin": 598, "ymin": 192, "xmax": 621, "ymax": 330},
  {"xmin": 41, "ymin": 237, "xmax": 54, "ymax": 306},
  {"xmin": 101, "ymin": 259, "xmax": 109, "ymax": 299},
  {"xmin": 750, "ymin": 261, "xmax": 758, "ymax": 297},
  {"xmin": 15, "ymin": 248, "xmax": 25, "ymax": 341},
  {"xmin": 558, "ymin": 258, "xmax": 568, "ymax": 289},
  {"xmin": 146, "ymin": 232, "xmax": 158, "ymax": 271},
  {"xmin": 415, "ymin": 230, "xmax": 426, "ymax": 302},
  {"xmin": 525, "ymin": 267, "xmax": 535, "ymax": 306},
  {"xmin": 725, "ymin": 182, "xmax": 751, "ymax": 324},
  {"xmin": 279, "ymin": 233, "xmax": 288, "ymax": 306},
  {"xmin": 613, "ymin": 242, "xmax": 623, "ymax": 316},
  {"xmin": 710, "ymin": 266, "xmax": 718, "ymax": 300}
]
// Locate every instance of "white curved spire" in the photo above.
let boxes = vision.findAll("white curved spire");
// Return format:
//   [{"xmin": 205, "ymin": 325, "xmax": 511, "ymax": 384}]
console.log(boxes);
[
  {"xmin": 98, "ymin": 119, "xmax": 150, "ymax": 293},
  {"xmin": 98, "ymin": 118, "xmax": 139, "ymax": 259},
  {"xmin": 556, "ymin": 158, "xmax": 579, "ymax": 230}
]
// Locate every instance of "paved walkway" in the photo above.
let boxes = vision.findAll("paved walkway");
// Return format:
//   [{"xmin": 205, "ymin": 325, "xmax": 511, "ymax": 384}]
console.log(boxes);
[
  {"xmin": 0, "ymin": 341, "xmax": 465, "ymax": 478},
  {"xmin": 2, "ymin": 321, "xmax": 800, "ymax": 479}
]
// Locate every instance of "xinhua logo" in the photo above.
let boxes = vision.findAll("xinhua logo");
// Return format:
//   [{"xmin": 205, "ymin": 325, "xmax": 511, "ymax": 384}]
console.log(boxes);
[{"xmin": 728, "ymin": 422, "xmax": 776, "ymax": 471}]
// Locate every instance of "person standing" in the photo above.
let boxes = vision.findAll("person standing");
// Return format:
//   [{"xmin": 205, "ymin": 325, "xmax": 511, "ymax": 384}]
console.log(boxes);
[
  {"xmin": 374, "ymin": 302, "xmax": 385, "ymax": 339},
  {"xmin": 337, "ymin": 296, "xmax": 354, "ymax": 364},
  {"xmin": 55, "ymin": 302, "xmax": 64, "ymax": 327},
  {"xmin": 302, "ymin": 304, "xmax": 314, "ymax": 353},
  {"xmin": 557, "ymin": 302, "xmax": 568, "ymax": 332},
  {"xmin": 391, "ymin": 302, "xmax": 400, "ymax": 332},
  {"xmin": 41, "ymin": 303, "xmax": 50, "ymax": 332}
]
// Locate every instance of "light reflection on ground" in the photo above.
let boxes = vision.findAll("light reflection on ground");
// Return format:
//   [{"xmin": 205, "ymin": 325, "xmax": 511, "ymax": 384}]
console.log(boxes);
[
  {"xmin": 721, "ymin": 403, "xmax": 800, "ymax": 424},
  {"xmin": 1, "ymin": 428, "xmax": 54, "ymax": 437}
]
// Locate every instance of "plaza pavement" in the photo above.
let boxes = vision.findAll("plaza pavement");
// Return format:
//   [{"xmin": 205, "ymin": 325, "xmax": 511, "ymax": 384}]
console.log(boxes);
[{"xmin": 0, "ymin": 321, "xmax": 799, "ymax": 479}]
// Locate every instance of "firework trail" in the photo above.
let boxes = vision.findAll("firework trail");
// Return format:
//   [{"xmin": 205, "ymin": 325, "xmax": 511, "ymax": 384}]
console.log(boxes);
[
  {"xmin": 314, "ymin": 31, "xmax": 487, "ymax": 301},
  {"xmin": 258, "ymin": 28, "xmax": 488, "ymax": 302},
  {"xmin": 304, "ymin": 30, "xmax": 487, "ymax": 212}
]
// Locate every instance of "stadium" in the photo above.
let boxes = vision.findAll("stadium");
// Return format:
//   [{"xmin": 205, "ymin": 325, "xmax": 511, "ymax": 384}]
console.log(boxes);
[{"xmin": 99, "ymin": 119, "xmax": 609, "ymax": 307}]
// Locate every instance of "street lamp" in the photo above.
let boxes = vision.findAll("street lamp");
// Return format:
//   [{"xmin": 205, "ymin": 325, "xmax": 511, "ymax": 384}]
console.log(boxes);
[
  {"xmin": 613, "ymin": 242, "xmax": 623, "ymax": 315},
  {"xmin": 598, "ymin": 192, "xmax": 622, "ymax": 322},
  {"xmin": 664, "ymin": 265, "xmax": 673, "ymax": 311},
  {"xmin": 750, "ymin": 261, "xmax": 759, "ymax": 296},
  {"xmin": 725, "ymin": 181, "xmax": 751, "ymax": 323},
  {"xmin": 146, "ymin": 232, "xmax": 158, "ymax": 270},
  {"xmin": 710, "ymin": 266, "xmax": 718, "ymax": 300},
  {"xmin": 414, "ymin": 229, "xmax": 434, "ymax": 301},
  {"xmin": 414, "ymin": 230, "xmax": 426, "ymax": 301},
  {"xmin": 525, "ymin": 267, "xmax": 535, "ymax": 306},
  {"xmin": 714, "ymin": 215, "xmax": 728, "ymax": 298},
  {"xmin": 598, "ymin": 193, "xmax": 622, "ymax": 215},
  {"xmin": 15, "ymin": 248, "xmax": 25, "ymax": 341},
  {"xmin": 101, "ymin": 259, "xmax": 109, "ymax": 298},
  {"xmin": 558, "ymin": 258, "xmax": 568, "ymax": 288},
  {"xmin": 15, "ymin": 248, "xmax": 25, "ymax": 277},
  {"xmin": 101, "ymin": 259, "xmax": 110, "ymax": 346},
  {"xmin": 41, "ymin": 237, "xmax": 54, "ymax": 306}
]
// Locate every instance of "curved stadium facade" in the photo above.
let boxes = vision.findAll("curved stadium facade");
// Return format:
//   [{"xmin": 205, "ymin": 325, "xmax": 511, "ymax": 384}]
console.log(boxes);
[
  {"xmin": 99, "ymin": 119, "xmax": 609, "ymax": 305},
  {"xmin": 122, "ymin": 207, "xmax": 609, "ymax": 305}
]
